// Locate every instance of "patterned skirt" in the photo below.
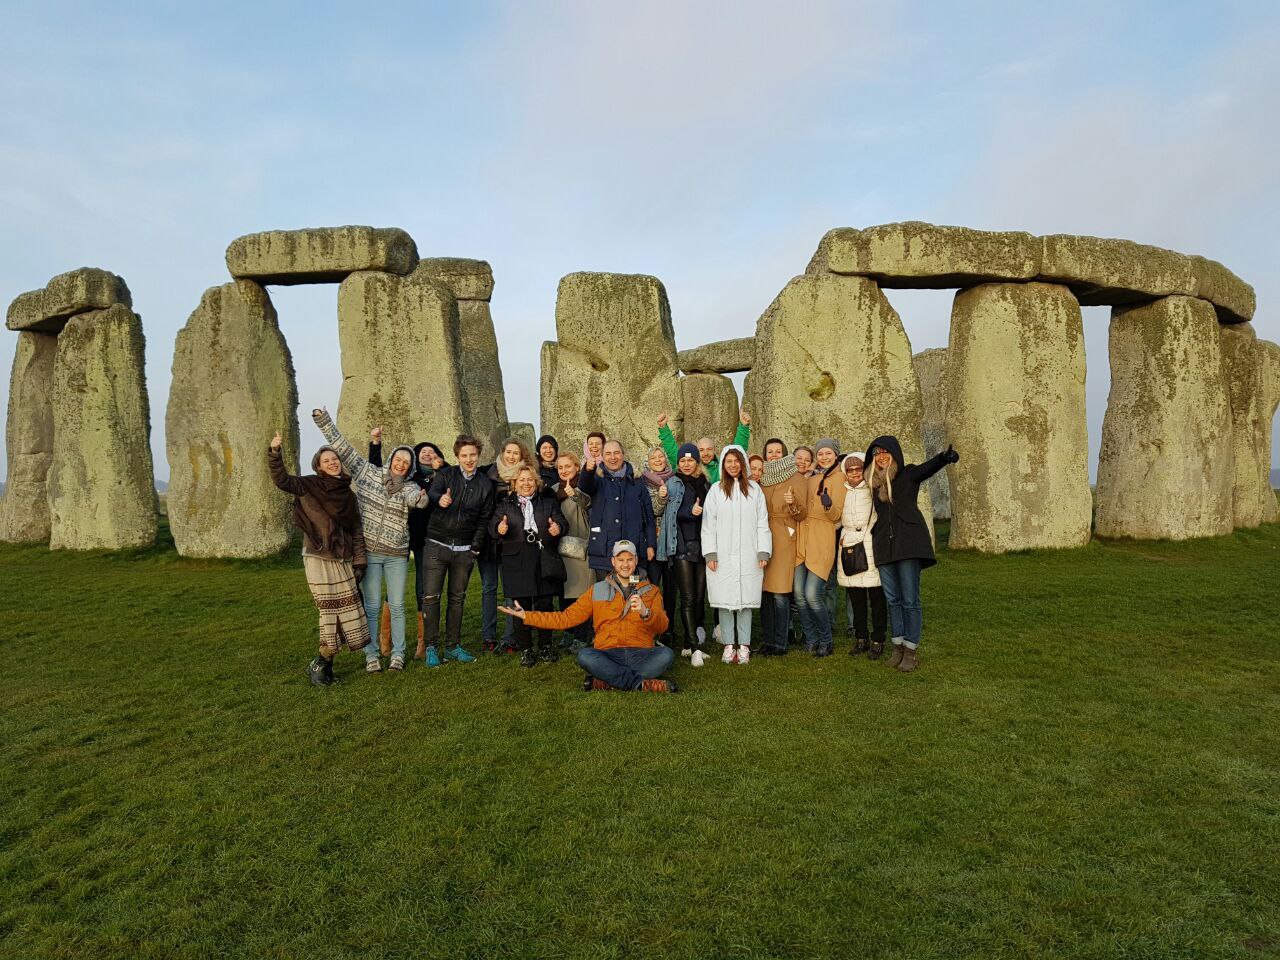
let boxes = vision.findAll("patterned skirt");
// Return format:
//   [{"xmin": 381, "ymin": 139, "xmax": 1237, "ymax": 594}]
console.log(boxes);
[{"xmin": 303, "ymin": 555, "xmax": 371, "ymax": 656}]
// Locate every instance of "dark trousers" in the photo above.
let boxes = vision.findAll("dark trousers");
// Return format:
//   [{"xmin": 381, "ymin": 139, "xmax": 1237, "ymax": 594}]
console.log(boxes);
[
  {"xmin": 760, "ymin": 590, "xmax": 792, "ymax": 652},
  {"xmin": 411, "ymin": 541, "xmax": 427, "ymax": 611},
  {"xmin": 645, "ymin": 559, "xmax": 678, "ymax": 642},
  {"xmin": 577, "ymin": 646, "xmax": 674, "ymax": 691},
  {"xmin": 671, "ymin": 558, "xmax": 706, "ymax": 649},
  {"xmin": 421, "ymin": 542, "xmax": 475, "ymax": 648},
  {"xmin": 512, "ymin": 594, "xmax": 556, "ymax": 651},
  {"xmin": 845, "ymin": 585, "xmax": 887, "ymax": 642}
]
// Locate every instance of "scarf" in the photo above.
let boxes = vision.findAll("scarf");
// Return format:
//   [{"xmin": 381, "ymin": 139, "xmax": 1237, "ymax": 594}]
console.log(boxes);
[
  {"xmin": 761, "ymin": 453, "xmax": 796, "ymax": 487},
  {"xmin": 642, "ymin": 447, "xmax": 673, "ymax": 489},
  {"xmin": 518, "ymin": 495, "xmax": 536, "ymax": 533},
  {"xmin": 497, "ymin": 458, "xmax": 524, "ymax": 484},
  {"xmin": 384, "ymin": 445, "xmax": 415, "ymax": 495}
]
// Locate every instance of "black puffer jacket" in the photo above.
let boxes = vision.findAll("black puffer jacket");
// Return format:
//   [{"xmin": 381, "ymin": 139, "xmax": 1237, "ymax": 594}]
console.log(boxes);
[
  {"xmin": 425, "ymin": 464, "xmax": 496, "ymax": 554},
  {"xmin": 864, "ymin": 434, "xmax": 949, "ymax": 569}
]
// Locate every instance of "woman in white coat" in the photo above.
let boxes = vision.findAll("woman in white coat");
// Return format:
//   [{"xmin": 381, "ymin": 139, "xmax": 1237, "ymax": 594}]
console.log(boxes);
[
  {"xmin": 703, "ymin": 445, "xmax": 772, "ymax": 664},
  {"xmin": 837, "ymin": 453, "xmax": 887, "ymax": 659}
]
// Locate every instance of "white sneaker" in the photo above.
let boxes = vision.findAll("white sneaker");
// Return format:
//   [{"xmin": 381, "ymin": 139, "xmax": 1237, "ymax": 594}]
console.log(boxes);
[
  {"xmin": 366, "ymin": 658, "xmax": 382, "ymax": 673},
  {"xmin": 737, "ymin": 646, "xmax": 750, "ymax": 664},
  {"xmin": 691, "ymin": 650, "xmax": 707, "ymax": 668},
  {"xmin": 696, "ymin": 626, "xmax": 706, "ymax": 645},
  {"xmin": 680, "ymin": 648, "xmax": 692, "ymax": 658},
  {"xmin": 721, "ymin": 645, "xmax": 736, "ymax": 665}
]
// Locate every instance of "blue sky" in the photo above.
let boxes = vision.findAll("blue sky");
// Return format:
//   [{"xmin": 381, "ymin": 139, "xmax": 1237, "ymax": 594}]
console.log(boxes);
[{"xmin": 2, "ymin": 0, "xmax": 1277, "ymax": 478}]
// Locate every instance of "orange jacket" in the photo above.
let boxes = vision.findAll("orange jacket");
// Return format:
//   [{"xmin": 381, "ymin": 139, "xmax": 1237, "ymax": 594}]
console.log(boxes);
[{"xmin": 523, "ymin": 575, "xmax": 669, "ymax": 649}]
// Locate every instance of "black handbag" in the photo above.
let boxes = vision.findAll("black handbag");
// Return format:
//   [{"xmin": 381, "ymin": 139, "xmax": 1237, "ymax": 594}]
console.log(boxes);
[
  {"xmin": 841, "ymin": 541, "xmax": 868, "ymax": 577},
  {"xmin": 536, "ymin": 537, "xmax": 567, "ymax": 582}
]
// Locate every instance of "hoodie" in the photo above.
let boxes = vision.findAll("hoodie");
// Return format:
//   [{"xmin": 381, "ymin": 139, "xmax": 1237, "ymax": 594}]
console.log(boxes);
[{"xmin": 863, "ymin": 434, "xmax": 948, "ymax": 568}]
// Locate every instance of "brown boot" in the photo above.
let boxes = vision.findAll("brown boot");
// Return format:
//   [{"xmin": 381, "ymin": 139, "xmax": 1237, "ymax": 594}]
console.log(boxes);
[
  {"xmin": 379, "ymin": 603, "xmax": 392, "ymax": 657},
  {"xmin": 414, "ymin": 611, "xmax": 426, "ymax": 660},
  {"xmin": 897, "ymin": 646, "xmax": 918, "ymax": 672},
  {"xmin": 887, "ymin": 642, "xmax": 905, "ymax": 669}
]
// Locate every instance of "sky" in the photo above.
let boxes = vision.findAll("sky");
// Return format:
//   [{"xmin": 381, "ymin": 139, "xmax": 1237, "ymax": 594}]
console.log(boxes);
[{"xmin": 2, "ymin": 0, "xmax": 1278, "ymax": 480}]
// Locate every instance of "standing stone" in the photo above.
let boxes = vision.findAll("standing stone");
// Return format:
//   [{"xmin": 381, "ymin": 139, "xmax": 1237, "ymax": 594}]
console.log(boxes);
[
  {"xmin": 1263, "ymin": 341, "xmax": 1280, "ymax": 524},
  {"xmin": 226, "ymin": 226, "xmax": 418, "ymax": 285},
  {"xmin": 502, "ymin": 422, "xmax": 538, "ymax": 454},
  {"xmin": 48, "ymin": 304, "xmax": 157, "ymax": 550},
  {"xmin": 913, "ymin": 348, "xmax": 951, "ymax": 520},
  {"xmin": 742, "ymin": 273, "xmax": 933, "ymax": 535},
  {"xmin": 0, "ymin": 332, "xmax": 58, "ymax": 542},
  {"xmin": 945, "ymin": 283, "xmax": 1090, "ymax": 552},
  {"xmin": 679, "ymin": 373, "xmax": 740, "ymax": 452},
  {"xmin": 541, "ymin": 273, "xmax": 683, "ymax": 461},
  {"xmin": 1095, "ymin": 296, "xmax": 1233, "ymax": 540},
  {"xmin": 1219, "ymin": 323, "xmax": 1279, "ymax": 528},
  {"xmin": 166, "ymin": 281, "xmax": 300, "ymax": 558},
  {"xmin": 336, "ymin": 263, "xmax": 467, "ymax": 449}
]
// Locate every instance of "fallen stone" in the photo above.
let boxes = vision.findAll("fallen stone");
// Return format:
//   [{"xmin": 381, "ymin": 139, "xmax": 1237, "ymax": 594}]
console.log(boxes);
[
  {"xmin": 417, "ymin": 258, "xmax": 495, "ymax": 301},
  {"xmin": 742, "ymin": 273, "xmax": 933, "ymax": 536},
  {"xmin": 0, "ymin": 332, "xmax": 58, "ymax": 542},
  {"xmin": 1219, "ymin": 323, "xmax": 1280, "ymax": 528},
  {"xmin": 47, "ymin": 304, "xmax": 157, "ymax": 550},
  {"xmin": 226, "ymin": 226, "xmax": 418, "ymax": 285},
  {"xmin": 677, "ymin": 337, "xmax": 756, "ymax": 374},
  {"xmin": 679, "ymin": 373, "xmax": 740, "ymax": 452},
  {"xmin": 7, "ymin": 268, "xmax": 132, "ymax": 333},
  {"xmin": 913, "ymin": 348, "xmax": 951, "ymax": 520},
  {"xmin": 1095, "ymin": 296, "xmax": 1234, "ymax": 540},
  {"xmin": 336, "ymin": 263, "xmax": 468, "ymax": 449},
  {"xmin": 946, "ymin": 283, "xmax": 1091, "ymax": 552},
  {"xmin": 166, "ymin": 281, "xmax": 299, "ymax": 558}
]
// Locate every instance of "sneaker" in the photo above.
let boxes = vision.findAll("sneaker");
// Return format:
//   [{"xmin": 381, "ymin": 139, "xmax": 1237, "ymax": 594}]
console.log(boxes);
[
  {"xmin": 388, "ymin": 655, "xmax": 405, "ymax": 671},
  {"xmin": 365, "ymin": 658, "xmax": 382, "ymax": 673},
  {"xmin": 483, "ymin": 640, "xmax": 498, "ymax": 655},
  {"xmin": 425, "ymin": 645, "xmax": 442, "ymax": 668},
  {"xmin": 690, "ymin": 650, "xmax": 707, "ymax": 668},
  {"xmin": 640, "ymin": 678, "xmax": 678, "ymax": 693},
  {"xmin": 308, "ymin": 657, "xmax": 332, "ymax": 687},
  {"xmin": 680, "ymin": 648, "xmax": 692, "ymax": 658},
  {"xmin": 721, "ymin": 645, "xmax": 736, "ymax": 665},
  {"xmin": 445, "ymin": 645, "xmax": 476, "ymax": 664},
  {"xmin": 696, "ymin": 626, "xmax": 706, "ymax": 646},
  {"xmin": 520, "ymin": 649, "xmax": 537, "ymax": 668},
  {"xmin": 737, "ymin": 646, "xmax": 751, "ymax": 665}
]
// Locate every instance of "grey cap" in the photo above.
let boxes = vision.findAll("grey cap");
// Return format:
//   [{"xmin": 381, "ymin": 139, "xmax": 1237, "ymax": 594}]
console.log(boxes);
[
  {"xmin": 612, "ymin": 539, "xmax": 637, "ymax": 557},
  {"xmin": 815, "ymin": 437, "xmax": 841, "ymax": 456}
]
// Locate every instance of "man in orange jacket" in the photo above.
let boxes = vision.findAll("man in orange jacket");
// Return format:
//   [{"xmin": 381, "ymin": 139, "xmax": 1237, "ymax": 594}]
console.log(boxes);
[{"xmin": 501, "ymin": 540, "xmax": 678, "ymax": 693}]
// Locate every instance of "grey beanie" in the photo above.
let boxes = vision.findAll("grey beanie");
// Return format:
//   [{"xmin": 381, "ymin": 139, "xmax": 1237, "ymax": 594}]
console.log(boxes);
[{"xmin": 815, "ymin": 438, "xmax": 841, "ymax": 456}]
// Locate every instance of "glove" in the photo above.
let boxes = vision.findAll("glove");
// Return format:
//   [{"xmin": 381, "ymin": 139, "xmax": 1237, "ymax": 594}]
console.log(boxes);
[
  {"xmin": 820, "ymin": 490, "xmax": 832, "ymax": 510},
  {"xmin": 944, "ymin": 444, "xmax": 960, "ymax": 465}
]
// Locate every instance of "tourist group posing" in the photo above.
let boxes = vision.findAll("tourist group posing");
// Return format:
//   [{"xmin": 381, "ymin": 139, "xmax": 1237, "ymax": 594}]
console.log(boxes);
[{"xmin": 268, "ymin": 408, "xmax": 959, "ymax": 693}]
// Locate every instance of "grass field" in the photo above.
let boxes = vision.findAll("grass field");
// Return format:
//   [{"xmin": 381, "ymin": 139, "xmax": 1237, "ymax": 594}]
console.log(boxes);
[{"xmin": 1, "ymin": 519, "xmax": 1278, "ymax": 959}]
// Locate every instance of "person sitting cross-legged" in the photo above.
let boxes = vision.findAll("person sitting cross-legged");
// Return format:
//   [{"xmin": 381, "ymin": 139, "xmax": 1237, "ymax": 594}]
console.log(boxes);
[{"xmin": 500, "ymin": 541, "xmax": 678, "ymax": 693}]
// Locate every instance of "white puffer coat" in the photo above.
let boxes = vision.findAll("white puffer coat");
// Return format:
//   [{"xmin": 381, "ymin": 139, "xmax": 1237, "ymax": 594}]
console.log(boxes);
[
  {"xmin": 837, "ymin": 461, "xmax": 880, "ymax": 589},
  {"xmin": 703, "ymin": 445, "xmax": 772, "ymax": 611}
]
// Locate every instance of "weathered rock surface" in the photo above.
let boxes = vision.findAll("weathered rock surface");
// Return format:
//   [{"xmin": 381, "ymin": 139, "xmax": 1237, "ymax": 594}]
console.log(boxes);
[
  {"xmin": 226, "ymin": 226, "xmax": 418, "ymax": 285},
  {"xmin": 417, "ymin": 258, "xmax": 495, "ymax": 301},
  {"xmin": 336, "ymin": 263, "xmax": 467, "ymax": 449},
  {"xmin": 166, "ymin": 281, "xmax": 300, "ymax": 558},
  {"xmin": 1264, "ymin": 341, "xmax": 1280, "ymax": 524},
  {"xmin": 1095, "ymin": 296, "xmax": 1234, "ymax": 540},
  {"xmin": 913, "ymin": 348, "xmax": 951, "ymax": 520},
  {"xmin": 742, "ymin": 273, "xmax": 933, "ymax": 535},
  {"xmin": 501, "ymin": 422, "xmax": 538, "ymax": 454},
  {"xmin": 677, "ymin": 337, "xmax": 756, "ymax": 374},
  {"xmin": 946, "ymin": 284, "xmax": 1090, "ymax": 552},
  {"xmin": 47, "ymin": 304, "xmax": 157, "ymax": 550},
  {"xmin": 7, "ymin": 268, "xmax": 132, "ymax": 333},
  {"xmin": 1219, "ymin": 323, "xmax": 1280, "ymax": 528},
  {"xmin": 457, "ymin": 300, "xmax": 508, "ymax": 454},
  {"xmin": 541, "ymin": 273, "xmax": 683, "ymax": 460},
  {"xmin": 806, "ymin": 222, "xmax": 1254, "ymax": 322},
  {"xmin": 679, "ymin": 373, "xmax": 740, "ymax": 450},
  {"xmin": 0, "ymin": 332, "xmax": 58, "ymax": 542}
]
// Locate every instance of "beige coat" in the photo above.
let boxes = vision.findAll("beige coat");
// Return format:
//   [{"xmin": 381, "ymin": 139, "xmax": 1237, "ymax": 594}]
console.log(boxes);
[
  {"xmin": 795, "ymin": 469, "xmax": 847, "ymax": 578},
  {"xmin": 762, "ymin": 474, "xmax": 807, "ymax": 593},
  {"xmin": 555, "ymin": 483, "xmax": 594, "ymax": 599},
  {"xmin": 837, "ymin": 480, "xmax": 880, "ymax": 588}
]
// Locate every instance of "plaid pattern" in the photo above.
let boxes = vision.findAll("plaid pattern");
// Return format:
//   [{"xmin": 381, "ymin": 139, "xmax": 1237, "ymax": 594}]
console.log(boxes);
[
  {"xmin": 315, "ymin": 412, "xmax": 427, "ymax": 557},
  {"xmin": 303, "ymin": 554, "xmax": 370, "ymax": 656}
]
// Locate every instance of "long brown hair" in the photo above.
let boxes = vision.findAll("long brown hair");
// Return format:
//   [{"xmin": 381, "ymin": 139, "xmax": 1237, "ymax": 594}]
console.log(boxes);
[{"xmin": 718, "ymin": 448, "xmax": 751, "ymax": 499}]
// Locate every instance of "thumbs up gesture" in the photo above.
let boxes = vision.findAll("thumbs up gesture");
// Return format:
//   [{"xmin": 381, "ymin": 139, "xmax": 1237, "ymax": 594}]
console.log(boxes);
[
  {"xmin": 270, "ymin": 430, "xmax": 283, "ymax": 452},
  {"xmin": 692, "ymin": 498, "xmax": 703, "ymax": 517},
  {"xmin": 498, "ymin": 514, "xmax": 510, "ymax": 536}
]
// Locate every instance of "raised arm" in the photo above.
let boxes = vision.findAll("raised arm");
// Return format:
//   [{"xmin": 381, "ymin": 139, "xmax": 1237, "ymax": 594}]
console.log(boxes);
[
  {"xmin": 578, "ymin": 464, "xmax": 601, "ymax": 496},
  {"xmin": 908, "ymin": 446, "xmax": 958, "ymax": 484},
  {"xmin": 657, "ymin": 414, "xmax": 679, "ymax": 466},
  {"xmin": 312, "ymin": 408, "xmax": 368, "ymax": 478},
  {"xmin": 267, "ymin": 445, "xmax": 307, "ymax": 495}
]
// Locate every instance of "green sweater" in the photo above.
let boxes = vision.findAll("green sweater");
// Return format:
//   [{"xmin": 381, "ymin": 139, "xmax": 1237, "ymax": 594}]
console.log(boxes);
[{"xmin": 658, "ymin": 422, "xmax": 751, "ymax": 484}]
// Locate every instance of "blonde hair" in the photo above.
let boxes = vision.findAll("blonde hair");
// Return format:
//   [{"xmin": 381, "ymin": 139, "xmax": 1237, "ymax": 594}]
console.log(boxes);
[
  {"xmin": 513, "ymin": 463, "xmax": 543, "ymax": 492},
  {"xmin": 868, "ymin": 457, "xmax": 898, "ymax": 503}
]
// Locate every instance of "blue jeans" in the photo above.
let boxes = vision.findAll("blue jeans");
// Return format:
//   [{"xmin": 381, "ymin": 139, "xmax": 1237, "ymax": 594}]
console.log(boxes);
[
  {"xmin": 577, "ymin": 646, "xmax": 675, "ymax": 691},
  {"xmin": 793, "ymin": 564, "xmax": 831, "ymax": 649},
  {"xmin": 760, "ymin": 591, "xmax": 791, "ymax": 652},
  {"xmin": 717, "ymin": 608, "xmax": 753, "ymax": 647},
  {"xmin": 362, "ymin": 553, "xmax": 409, "ymax": 660},
  {"xmin": 878, "ymin": 558, "xmax": 923, "ymax": 648},
  {"xmin": 477, "ymin": 552, "xmax": 515, "ymax": 644}
]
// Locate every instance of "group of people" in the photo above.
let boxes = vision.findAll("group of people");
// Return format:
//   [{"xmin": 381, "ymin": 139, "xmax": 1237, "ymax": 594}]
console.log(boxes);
[{"xmin": 268, "ymin": 407, "xmax": 959, "ymax": 693}]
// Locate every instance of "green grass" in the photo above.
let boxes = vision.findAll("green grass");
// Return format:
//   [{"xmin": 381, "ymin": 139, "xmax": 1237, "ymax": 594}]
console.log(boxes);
[{"xmin": 1, "ymin": 519, "xmax": 1278, "ymax": 959}]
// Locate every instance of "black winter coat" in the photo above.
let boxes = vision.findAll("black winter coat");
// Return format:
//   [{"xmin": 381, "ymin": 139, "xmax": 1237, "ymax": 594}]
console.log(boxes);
[
  {"xmin": 425, "ymin": 465, "xmax": 496, "ymax": 553},
  {"xmin": 369, "ymin": 441, "xmax": 436, "ymax": 550},
  {"xmin": 865, "ymin": 434, "xmax": 948, "ymax": 569},
  {"xmin": 489, "ymin": 493, "xmax": 568, "ymax": 597}
]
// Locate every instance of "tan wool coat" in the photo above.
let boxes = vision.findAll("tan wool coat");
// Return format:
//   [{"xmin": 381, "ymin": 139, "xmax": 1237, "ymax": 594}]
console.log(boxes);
[
  {"xmin": 795, "ymin": 468, "xmax": 847, "ymax": 579},
  {"xmin": 762, "ymin": 474, "xmax": 808, "ymax": 593}
]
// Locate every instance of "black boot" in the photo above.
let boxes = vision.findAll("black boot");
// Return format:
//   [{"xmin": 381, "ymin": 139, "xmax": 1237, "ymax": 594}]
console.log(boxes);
[
  {"xmin": 850, "ymin": 637, "xmax": 870, "ymax": 657},
  {"xmin": 322, "ymin": 655, "xmax": 338, "ymax": 684},
  {"xmin": 867, "ymin": 639, "xmax": 885, "ymax": 660},
  {"xmin": 539, "ymin": 641, "xmax": 559, "ymax": 663},
  {"xmin": 520, "ymin": 648, "xmax": 537, "ymax": 668},
  {"xmin": 308, "ymin": 656, "xmax": 332, "ymax": 687}
]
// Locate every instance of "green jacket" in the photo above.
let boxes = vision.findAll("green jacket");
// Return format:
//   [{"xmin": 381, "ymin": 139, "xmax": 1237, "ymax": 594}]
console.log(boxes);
[{"xmin": 658, "ymin": 421, "xmax": 750, "ymax": 484}]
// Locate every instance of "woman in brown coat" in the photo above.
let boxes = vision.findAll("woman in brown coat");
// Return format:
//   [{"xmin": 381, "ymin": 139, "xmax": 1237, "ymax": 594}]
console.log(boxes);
[
  {"xmin": 793, "ymin": 438, "xmax": 847, "ymax": 657},
  {"xmin": 758, "ymin": 439, "xmax": 808, "ymax": 655}
]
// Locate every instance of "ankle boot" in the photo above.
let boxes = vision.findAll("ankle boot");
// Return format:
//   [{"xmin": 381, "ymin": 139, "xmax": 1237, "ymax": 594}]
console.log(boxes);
[
  {"xmin": 867, "ymin": 639, "xmax": 884, "ymax": 660},
  {"xmin": 888, "ymin": 643, "xmax": 905, "ymax": 669},
  {"xmin": 851, "ymin": 637, "xmax": 870, "ymax": 657},
  {"xmin": 321, "ymin": 655, "xmax": 337, "ymax": 684},
  {"xmin": 414, "ymin": 612, "xmax": 426, "ymax": 660},
  {"xmin": 897, "ymin": 646, "xmax": 918, "ymax": 672}
]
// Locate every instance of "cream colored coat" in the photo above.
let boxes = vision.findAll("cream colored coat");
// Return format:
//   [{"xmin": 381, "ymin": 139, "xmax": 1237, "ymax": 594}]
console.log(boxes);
[{"xmin": 837, "ymin": 479, "xmax": 880, "ymax": 588}]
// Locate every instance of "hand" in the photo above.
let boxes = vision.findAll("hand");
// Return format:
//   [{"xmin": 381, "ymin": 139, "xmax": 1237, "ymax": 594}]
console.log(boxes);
[
  {"xmin": 311, "ymin": 407, "xmax": 326, "ymax": 421},
  {"xmin": 658, "ymin": 485, "xmax": 667, "ymax": 499},
  {"xmin": 498, "ymin": 600, "xmax": 526, "ymax": 619},
  {"xmin": 758, "ymin": 559, "xmax": 768, "ymax": 569},
  {"xmin": 439, "ymin": 489, "xmax": 453, "ymax": 508},
  {"xmin": 708, "ymin": 559, "xmax": 718, "ymax": 572},
  {"xmin": 629, "ymin": 594, "xmax": 642, "ymax": 612},
  {"xmin": 497, "ymin": 514, "xmax": 509, "ymax": 535},
  {"xmin": 371, "ymin": 425, "xmax": 382, "ymax": 443},
  {"xmin": 270, "ymin": 430, "xmax": 283, "ymax": 452},
  {"xmin": 585, "ymin": 455, "xmax": 598, "ymax": 471},
  {"xmin": 783, "ymin": 487, "xmax": 794, "ymax": 505},
  {"xmin": 647, "ymin": 547, "xmax": 655, "ymax": 561},
  {"xmin": 944, "ymin": 444, "xmax": 960, "ymax": 464},
  {"xmin": 740, "ymin": 408, "xmax": 750, "ymax": 426},
  {"xmin": 547, "ymin": 519, "xmax": 561, "ymax": 536},
  {"xmin": 692, "ymin": 498, "xmax": 702, "ymax": 517},
  {"xmin": 657, "ymin": 413, "xmax": 668, "ymax": 429},
  {"xmin": 564, "ymin": 484, "xmax": 577, "ymax": 497}
]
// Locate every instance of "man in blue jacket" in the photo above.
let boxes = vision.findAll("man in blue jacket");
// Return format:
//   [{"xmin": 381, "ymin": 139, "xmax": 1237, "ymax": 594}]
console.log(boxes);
[{"xmin": 578, "ymin": 439, "xmax": 657, "ymax": 581}]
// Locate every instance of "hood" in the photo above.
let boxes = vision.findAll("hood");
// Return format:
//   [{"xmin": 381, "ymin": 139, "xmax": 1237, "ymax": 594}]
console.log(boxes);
[
  {"xmin": 865, "ymin": 435, "xmax": 904, "ymax": 470},
  {"xmin": 841, "ymin": 453, "xmax": 866, "ymax": 489},
  {"xmin": 310, "ymin": 445, "xmax": 350, "ymax": 480},
  {"xmin": 386, "ymin": 444, "xmax": 417, "ymax": 478},
  {"xmin": 412, "ymin": 441, "xmax": 444, "ymax": 478},
  {"xmin": 718, "ymin": 443, "xmax": 749, "ymax": 476}
]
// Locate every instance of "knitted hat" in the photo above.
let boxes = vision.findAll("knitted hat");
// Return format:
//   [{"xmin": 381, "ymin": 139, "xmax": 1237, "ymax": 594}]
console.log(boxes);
[
  {"xmin": 816, "ymin": 438, "xmax": 841, "ymax": 456},
  {"xmin": 676, "ymin": 442, "xmax": 700, "ymax": 463},
  {"xmin": 612, "ymin": 539, "xmax": 637, "ymax": 557}
]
